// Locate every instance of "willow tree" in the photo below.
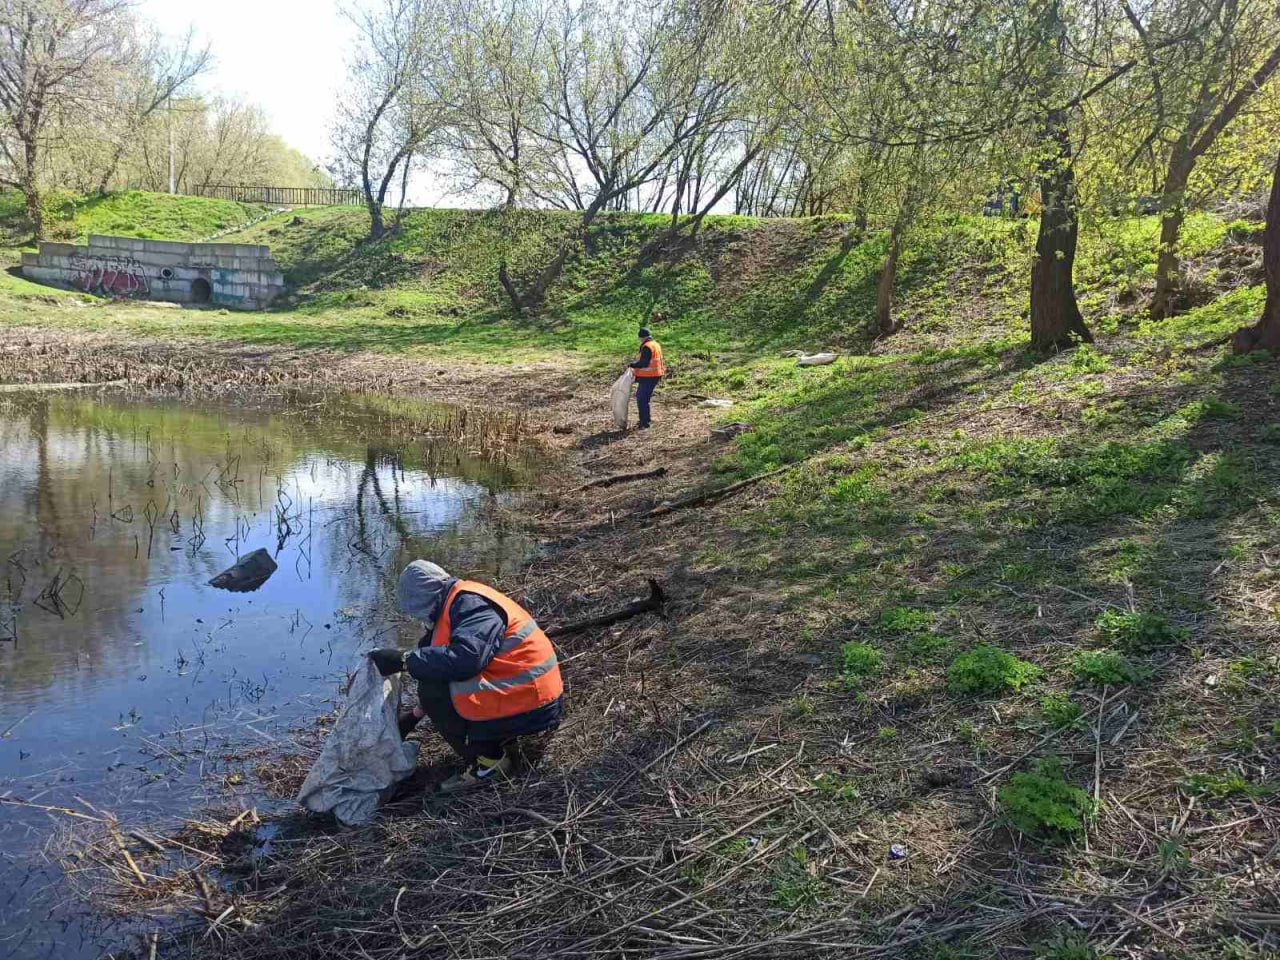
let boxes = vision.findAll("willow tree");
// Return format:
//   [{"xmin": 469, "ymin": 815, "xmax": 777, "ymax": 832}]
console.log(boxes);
[
  {"xmin": 495, "ymin": 0, "xmax": 744, "ymax": 313},
  {"xmin": 332, "ymin": 0, "xmax": 446, "ymax": 239}
]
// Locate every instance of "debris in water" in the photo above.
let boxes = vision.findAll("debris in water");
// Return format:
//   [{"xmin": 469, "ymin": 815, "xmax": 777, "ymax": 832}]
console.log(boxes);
[{"xmin": 209, "ymin": 548, "xmax": 278, "ymax": 593}]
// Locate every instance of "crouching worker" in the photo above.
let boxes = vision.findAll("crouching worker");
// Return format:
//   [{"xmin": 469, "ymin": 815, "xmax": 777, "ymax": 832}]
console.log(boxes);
[{"xmin": 369, "ymin": 560, "xmax": 563, "ymax": 794}]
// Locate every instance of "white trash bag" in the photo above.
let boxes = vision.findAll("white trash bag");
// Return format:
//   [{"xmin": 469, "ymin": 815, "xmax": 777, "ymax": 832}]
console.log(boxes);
[
  {"xmin": 296, "ymin": 659, "xmax": 417, "ymax": 825},
  {"xmin": 610, "ymin": 368, "xmax": 635, "ymax": 429},
  {"xmin": 796, "ymin": 352, "xmax": 838, "ymax": 367}
]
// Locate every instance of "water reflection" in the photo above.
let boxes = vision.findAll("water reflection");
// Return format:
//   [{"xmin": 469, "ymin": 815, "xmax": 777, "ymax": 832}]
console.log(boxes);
[{"xmin": 0, "ymin": 390, "xmax": 537, "ymax": 959}]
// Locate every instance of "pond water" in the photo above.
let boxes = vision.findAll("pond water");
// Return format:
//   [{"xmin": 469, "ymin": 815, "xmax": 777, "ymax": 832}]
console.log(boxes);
[{"xmin": 0, "ymin": 390, "xmax": 539, "ymax": 959}]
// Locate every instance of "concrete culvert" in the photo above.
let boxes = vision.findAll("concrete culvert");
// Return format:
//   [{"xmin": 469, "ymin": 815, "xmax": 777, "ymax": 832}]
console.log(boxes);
[{"xmin": 191, "ymin": 277, "xmax": 212, "ymax": 303}]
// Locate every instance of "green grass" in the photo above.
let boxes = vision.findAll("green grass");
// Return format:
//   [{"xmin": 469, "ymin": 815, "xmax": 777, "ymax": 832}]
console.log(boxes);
[{"xmin": 1, "ymin": 190, "xmax": 273, "ymax": 245}]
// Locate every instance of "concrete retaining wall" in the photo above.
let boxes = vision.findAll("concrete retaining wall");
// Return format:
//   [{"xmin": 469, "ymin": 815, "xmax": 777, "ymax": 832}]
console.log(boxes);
[{"xmin": 21, "ymin": 234, "xmax": 285, "ymax": 309}]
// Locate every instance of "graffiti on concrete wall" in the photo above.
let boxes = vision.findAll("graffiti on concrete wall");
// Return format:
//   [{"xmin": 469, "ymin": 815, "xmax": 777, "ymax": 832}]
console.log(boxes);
[{"xmin": 70, "ymin": 254, "xmax": 150, "ymax": 298}]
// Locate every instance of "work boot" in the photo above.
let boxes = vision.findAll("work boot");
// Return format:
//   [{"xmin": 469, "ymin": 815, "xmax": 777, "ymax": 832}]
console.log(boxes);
[{"xmin": 438, "ymin": 751, "xmax": 514, "ymax": 794}]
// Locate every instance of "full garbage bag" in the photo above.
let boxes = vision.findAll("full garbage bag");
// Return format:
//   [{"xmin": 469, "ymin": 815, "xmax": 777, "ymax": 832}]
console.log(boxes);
[
  {"xmin": 796, "ymin": 352, "xmax": 838, "ymax": 367},
  {"xmin": 610, "ymin": 369, "xmax": 634, "ymax": 430},
  {"xmin": 296, "ymin": 659, "xmax": 417, "ymax": 825}
]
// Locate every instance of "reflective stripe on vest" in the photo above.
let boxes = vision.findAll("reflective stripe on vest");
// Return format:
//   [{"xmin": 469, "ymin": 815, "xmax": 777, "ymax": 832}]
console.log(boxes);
[
  {"xmin": 450, "ymin": 652, "xmax": 559, "ymax": 695},
  {"xmin": 431, "ymin": 580, "xmax": 564, "ymax": 722},
  {"xmin": 634, "ymin": 338, "xmax": 665, "ymax": 378}
]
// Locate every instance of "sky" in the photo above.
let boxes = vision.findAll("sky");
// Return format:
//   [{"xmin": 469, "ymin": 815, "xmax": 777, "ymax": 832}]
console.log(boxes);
[{"xmin": 136, "ymin": 0, "xmax": 353, "ymax": 171}]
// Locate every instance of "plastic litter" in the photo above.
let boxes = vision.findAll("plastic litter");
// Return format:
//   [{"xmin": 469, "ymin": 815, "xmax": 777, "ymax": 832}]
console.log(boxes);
[
  {"xmin": 209, "ymin": 547, "xmax": 277, "ymax": 593},
  {"xmin": 796, "ymin": 352, "xmax": 838, "ymax": 367},
  {"xmin": 296, "ymin": 659, "xmax": 418, "ymax": 825},
  {"xmin": 698, "ymin": 398, "xmax": 734, "ymax": 408},
  {"xmin": 889, "ymin": 843, "xmax": 907, "ymax": 859},
  {"xmin": 610, "ymin": 369, "xmax": 635, "ymax": 430}
]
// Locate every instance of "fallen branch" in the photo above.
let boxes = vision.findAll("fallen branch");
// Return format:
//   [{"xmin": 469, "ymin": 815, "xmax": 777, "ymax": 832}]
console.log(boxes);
[
  {"xmin": 575, "ymin": 466, "xmax": 667, "ymax": 491},
  {"xmin": 649, "ymin": 463, "xmax": 800, "ymax": 517},
  {"xmin": 545, "ymin": 579, "xmax": 665, "ymax": 639}
]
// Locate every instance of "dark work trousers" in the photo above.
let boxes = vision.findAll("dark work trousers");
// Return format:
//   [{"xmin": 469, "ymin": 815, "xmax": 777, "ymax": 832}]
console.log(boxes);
[
  {"xmin": 414, "ymin": 680, "xmax": 504, "ymax": 762},
  {"xmin": 635, "ymin": 376, "xmax": 660, "ymax": 428}
]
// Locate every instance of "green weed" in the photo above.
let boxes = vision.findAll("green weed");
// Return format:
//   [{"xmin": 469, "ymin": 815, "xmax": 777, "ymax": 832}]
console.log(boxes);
[
  {"xmin": 840, "ymin": 642, "xmax": 884, "ymax": 687},
  {"xmin": 1181, "ymin": 772, "xmax": 1276, "ymax": 800},
  {"xmin": 1071, "ymin": 650, "xmax": 1150, "ymax": 686},
  {"xmin": 814, "ymin": 774, "xmax": 862, "ymax": 802},
  {"xmin": 1033, "ymin": 930, "xmax": 1111, "ymax": 960},
  {"xmin": 999, "ymin": 759, "xmax": 1096, "ymax": 842},
  {"xmin": 947, "ymin": 645, "xmax": 1042, "ymax": 696},
  {"xmin": 1156, "ymin": 837, "xmax": 1189, "ymax": 876},
  {"xmin": 879, "ymin": 607, "xmax": 932, "ymax": 634},
  {"xmin": 770, "ymin": 847, "xmax": 827, "ymax": 911},
  {"xmin": 785, "ymin": 695, "xmax": 814, "ymax": 719},
  {"xmin": 1040, "ymin": 693, "xmax": 1084, "ymax": 729},
  {"xmin": 1094, "ymin": 610, "xmax": 1188, "ymax": 651}
]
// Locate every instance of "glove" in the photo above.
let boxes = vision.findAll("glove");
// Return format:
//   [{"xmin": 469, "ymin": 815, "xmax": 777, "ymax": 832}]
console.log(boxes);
[{"xmin": 369, "ymin": 648, "xmax": 406, "ymax": 676}]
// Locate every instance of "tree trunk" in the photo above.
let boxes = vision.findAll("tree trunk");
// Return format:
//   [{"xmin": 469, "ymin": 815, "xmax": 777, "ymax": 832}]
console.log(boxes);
[
  {"xmin": 1030, "ymin": 111, "xmax": 1092, "ymax": 351},
  {"xmin": 1151, "ymin": 150, "xmax": 1192, "ymax": 320},
  {"xmin": 22, "ymin": 134, "xmax": 42, "ymax": 242},
  {"xmin": 22, "ymin": 182, "xmax": 42, "ymax": 244},
  {"xmin": 1232, "ymin": 148, "xmax": 1280, "ymax": 353},
  {"xmin": 97, "ymin": 140, "xmax": 130, "ymax": 196},
  {"xmin": 876, "ymin": 221, "xmax": 903, "ymax": 335},
  {"xmin": 500, "ymin": 198, "xmax": 606, "ymax": 314},
  {"xmin": 367, "ymin": 198, "xmax": 387, "ymax": 240}
]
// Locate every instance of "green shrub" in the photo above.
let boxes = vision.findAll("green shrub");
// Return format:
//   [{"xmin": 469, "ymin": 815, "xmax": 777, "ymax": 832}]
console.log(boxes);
[
  {"xmin": 1071, "ymin": 650, "xmax": 1149, "ymax": 686},
  {"xmin": 1040, "ymin": 693, "xmax": 1083, "ymax": 729},
  {"xmin": 840, "ymin": 642, "xmax": 884, "ymax": 686},
  {"xmin": 1095, "ymin": 610, "xmax": 1188, "ymax": 651},
  {"xmin": 947, "ymin": 645, "xmax": 1042, "ymax": 695},
  {"xmin": 999, "ymin": 759, "xmax": 1095, "ymax": 841}
]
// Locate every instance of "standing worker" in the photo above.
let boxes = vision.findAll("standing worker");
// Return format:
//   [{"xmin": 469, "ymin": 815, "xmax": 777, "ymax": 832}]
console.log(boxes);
[
  {"xmin": 369, "ymin": 560, "xmax": 563, "ymax": 794},
  {"xmin": 628, "ymin": 326, "xmax": 665, "ymax": 429}
]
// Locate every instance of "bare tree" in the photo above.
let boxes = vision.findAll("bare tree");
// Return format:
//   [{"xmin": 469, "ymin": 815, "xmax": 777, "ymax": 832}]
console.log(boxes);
[
  {"xmin": 497, "ymin": 0, "xmax": 740, "ymax": 312},
  {"xmin": 94, "ymin": 25, "xmax": 209, "ymax": 194},
  {"xmin": 0, "ymin": 0, "xmax": 131, "ymax": 240},
  {"xmin": 439, "ymin": 0, "xmax": 546, "ymax": 208},
  {"xmin": 331, "ymin": 0, "xmax": 444, "ymax": 239}
]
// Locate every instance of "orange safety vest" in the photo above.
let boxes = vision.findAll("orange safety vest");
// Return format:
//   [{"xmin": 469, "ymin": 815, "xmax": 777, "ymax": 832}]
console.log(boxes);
[
  {"xmin": 431, "ymin": 580, "xmax": 562, "ymax": 722},
  {"xmin": 634, "ymin": 338, "xmax": 666, "ymax": 378}
]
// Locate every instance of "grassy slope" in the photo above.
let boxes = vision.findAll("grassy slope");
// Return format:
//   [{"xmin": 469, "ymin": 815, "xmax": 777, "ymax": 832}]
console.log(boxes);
[{"xmin": 4, "ymin": 194, "xmax": 1278, "ymax": 956}]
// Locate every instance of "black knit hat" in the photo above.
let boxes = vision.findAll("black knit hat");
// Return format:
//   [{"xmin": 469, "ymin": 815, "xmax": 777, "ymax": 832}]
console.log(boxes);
[{"xmin": 638, "ymin": 327, "xmax": 651, "ymax": 338}]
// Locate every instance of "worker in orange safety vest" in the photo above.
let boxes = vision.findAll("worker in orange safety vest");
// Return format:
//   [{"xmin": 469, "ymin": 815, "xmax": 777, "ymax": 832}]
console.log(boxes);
[
  {"xmin": 369, "ymin": 560, "xmax": 563, "ymax": 794},
  {"xmin": 628, "ymin": 326, "xmax": 665, "ymax": 429}
]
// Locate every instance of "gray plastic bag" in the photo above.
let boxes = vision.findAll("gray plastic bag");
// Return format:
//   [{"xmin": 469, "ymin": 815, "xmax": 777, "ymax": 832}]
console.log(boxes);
[
  {"xmin": 296, "ymin": 659, "xmax": 417, "ymax": 825},
  {"xmin": 611, "ymin": 369, "xmax": 634, "ymax": 429}
]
